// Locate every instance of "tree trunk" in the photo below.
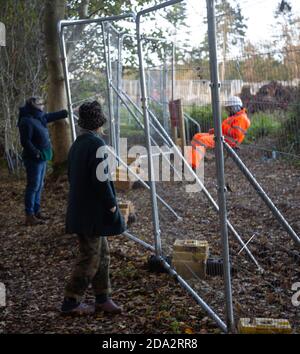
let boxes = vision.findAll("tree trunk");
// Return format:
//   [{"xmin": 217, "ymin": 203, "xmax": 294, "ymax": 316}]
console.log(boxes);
[{"xmin": 44, "ymin": 0, "xmax": 71, "ymax": 170}]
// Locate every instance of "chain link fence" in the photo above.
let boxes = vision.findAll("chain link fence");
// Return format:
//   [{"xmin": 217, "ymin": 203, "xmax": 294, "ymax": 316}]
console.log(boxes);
[{"xmin": 123, "ymin": 46, "xmax": 300, "ymax": 160}]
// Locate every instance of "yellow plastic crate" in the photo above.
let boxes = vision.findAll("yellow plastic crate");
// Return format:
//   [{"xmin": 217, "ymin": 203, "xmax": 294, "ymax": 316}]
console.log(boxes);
[{"xmin": 238, "ymin": 318, "xmax": 292, "ymax": 334}]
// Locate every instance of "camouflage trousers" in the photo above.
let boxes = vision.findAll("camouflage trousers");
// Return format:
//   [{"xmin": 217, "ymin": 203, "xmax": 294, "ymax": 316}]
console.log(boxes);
[{"xmin": 64, "ymin": 234, "xmax": 112, "ymax": 302}]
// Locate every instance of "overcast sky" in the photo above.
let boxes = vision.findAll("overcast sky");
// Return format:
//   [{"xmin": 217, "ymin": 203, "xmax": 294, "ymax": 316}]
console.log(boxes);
[{"xmin": 184, "ymin": 0, "xmax": 300, "ymax": 47}]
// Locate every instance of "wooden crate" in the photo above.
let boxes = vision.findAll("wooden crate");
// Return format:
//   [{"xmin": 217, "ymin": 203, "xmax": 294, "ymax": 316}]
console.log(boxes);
[
  {"xmin": 172, "ymin": 239, "xmax": 209, "ymax": 279},
  {"xmin": 173, "ymin": 239, "xmax": 209, "ymax": 261},
  {"xmin": 238, "ymin": 318, "xmax": 292, "ymax": 334},
  {"xmin": 113, "ymin": 160, "xmax": 142, "ymax": 191},
  {"xmin": 172, "ymin": 259, "xmax": 207, "ymax": 279},
  {"xmin": 118, "ymin": 201, "xmax": 135, "ymax": 224},
  {"xmin": 118, "ymin": 202, "xmax": 130, "ymax": 224}
]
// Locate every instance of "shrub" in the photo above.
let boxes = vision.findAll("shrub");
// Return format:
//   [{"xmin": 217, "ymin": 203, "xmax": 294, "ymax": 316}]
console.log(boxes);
[
  {"xmin": 185, "ymin": 104, "xmax": 214, "ymax": 132},
  {"xmin": 185, "ymin": 104, "xmax": 228, "ymax": 133},
  {"xmin": 245, "ymin": 112, "xmax": 281, "ymax": 142},
  {"xmin": 278, "ymin": 103, "xmax": 300, "ymax": 154}
]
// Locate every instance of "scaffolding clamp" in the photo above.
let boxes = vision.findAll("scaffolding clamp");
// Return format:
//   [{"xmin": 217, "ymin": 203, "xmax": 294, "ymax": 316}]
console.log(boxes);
[{"xmin": 209, "ymin": 82, "xmax": 221, "ymax": 88}]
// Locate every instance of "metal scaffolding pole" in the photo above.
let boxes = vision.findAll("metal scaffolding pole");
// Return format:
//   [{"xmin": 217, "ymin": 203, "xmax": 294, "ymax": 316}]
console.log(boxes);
[
  {"xmin": 109, "ymin": 83, "xmax": 182, "ymax": 181},
  {"xmin": 58, "ymin": 13, "xmax": 136, "ymax": 145},
  {"xmin": 145, "ymin": 101, "xmax": 261, "ymax": 271},
  {"xmin": 123, "ymin": 231, "xmax": 155, "ymax": 252},
  {"xmin": 171, "ymin": 42, "xmax": 176, "ymax": 101},
  {"xmin": 102, "ymin": 22, "xmax": 116, "ymax": 149},
  {"xmin": 58, "ymin": 27, "xmax": 77, "ymax": 142},
  {"xmin": 206, "ymin": 0, "xmax": 234, "ymax": 332},
  {"xmin": 106, "ymin": 146, "xmax": 182, "ymax": 220},
  {"xmin": 224, "ymin": 142, "xmax": 300, "ymax": 247},
  {"xmin": 116, "ymin": 33, "xmax": 122, "ymax": 159},
  {"xmin": 162, "ymin": 54, "xmax": 169, "ymax": 132},
  {"xmin": 59, "ymin": 13, "xmax": 135, "ymax": 29},
  {"xmin": 112, "ymin": 84, "xmax": 173, "ymax": 150},
  {"xmin": 136, "ymin": 14, "xmax": 162, "ymax": 257},
  {"xmin": 161, "ymin": 258, "xmax": 227, "ymax": 332}
]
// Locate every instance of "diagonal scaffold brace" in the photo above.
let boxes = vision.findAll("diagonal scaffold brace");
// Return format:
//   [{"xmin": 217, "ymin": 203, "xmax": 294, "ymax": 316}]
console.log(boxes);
[{"xmin": 224, "ymin": 142, "xmax": 300, "ymax": 247}]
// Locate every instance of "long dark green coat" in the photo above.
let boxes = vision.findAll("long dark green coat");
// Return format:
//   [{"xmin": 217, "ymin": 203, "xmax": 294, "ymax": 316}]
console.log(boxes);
[{"xmin": 66, "ymin": 132, "xmax": 126, "ymax": 237}]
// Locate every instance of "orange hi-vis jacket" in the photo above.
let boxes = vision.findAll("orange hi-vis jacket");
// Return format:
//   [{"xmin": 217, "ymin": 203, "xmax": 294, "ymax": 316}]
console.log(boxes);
[
  {"xmin": 221, "ymin": 108, "xmax": 250, "ymax": 147},
  {"xmin": 188, "ymin": 109, "xmax": 250, "ymax": 169}
]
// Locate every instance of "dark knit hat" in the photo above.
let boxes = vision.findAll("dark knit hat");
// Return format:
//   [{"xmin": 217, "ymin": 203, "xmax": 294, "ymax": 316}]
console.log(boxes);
[{"xmin": 78, "ymin": 100, "xmax": 107, "ymax": 130}]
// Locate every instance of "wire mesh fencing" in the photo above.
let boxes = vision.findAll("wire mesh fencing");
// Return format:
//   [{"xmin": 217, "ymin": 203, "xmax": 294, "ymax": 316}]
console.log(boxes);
[{"xmin": 123, "ymin": 44, "xmax": 300, "ymax": 160}]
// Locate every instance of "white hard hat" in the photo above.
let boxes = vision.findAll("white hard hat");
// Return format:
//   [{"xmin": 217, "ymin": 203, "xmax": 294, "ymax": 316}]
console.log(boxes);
[{"xmin": 224, "ymin": 96, "xmax": 243, "ymax": 107}]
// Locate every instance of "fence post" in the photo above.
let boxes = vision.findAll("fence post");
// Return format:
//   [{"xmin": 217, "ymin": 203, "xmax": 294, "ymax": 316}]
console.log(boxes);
[
  {"xmin": 102, "ymin": 23, "xmax": 116, "ymax": 149},
  {"xmin": 58, "ymin": 24, "xmax": 76, "ymax": 142},
  {"xmin": 206, "ymin": 0, "xmax": 235, "ymax": 333},
  {"xmin": 136, "ymin": 14, "xmax": 162, "ymax": 257},
  {"xmin": 162, "ymin": 54, "xmax": 169, "ymax": 133}
]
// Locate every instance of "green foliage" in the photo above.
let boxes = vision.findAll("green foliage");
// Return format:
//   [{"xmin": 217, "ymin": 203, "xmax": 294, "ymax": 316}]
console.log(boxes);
[
  {"xmin": 186, "ymin": 104, "xmax": 213, "ymax": 132},
  {"xmin": 185, "ymin": 104, "xmax": 227, "ymax": 132},
  {"xmin": 119, "ymin": 107, "xmax": 144, "ymax": 144},
  {"xmin": 279, "ymin": 101, "xmax": 300, "ymax": 154},
  {"xmin": 71, "ymin": 72, "xmax": 107, "ymax": 106},
  {"xmin": 245, "ymin": 112, "xmax": 281, "ymax": 142},
  {"xmin": 169, "ymin": 320, "xmax": 181, "ymax": 334},
  {"xmin": 66, "ymin": 0, "xmax": 188, "ymax": 69}
]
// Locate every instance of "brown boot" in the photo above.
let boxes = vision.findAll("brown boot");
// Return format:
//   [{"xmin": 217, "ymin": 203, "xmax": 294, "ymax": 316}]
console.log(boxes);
[
  {"xmin": 95, "ymin": 299, "xmax": 122, "ymax": 314},
  {"xmin": 61, "ymin": 302, "xmax": 95, "ymax": 316},
  {"xmin": 25, "ymin": 214, "xmax": 43, "ymax": 226}
]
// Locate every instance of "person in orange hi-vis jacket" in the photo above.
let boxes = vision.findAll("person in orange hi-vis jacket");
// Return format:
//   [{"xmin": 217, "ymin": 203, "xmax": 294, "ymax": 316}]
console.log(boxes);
[{"xmin": 188, "ymin": 96, "xmax": 250, "ymax": 170}]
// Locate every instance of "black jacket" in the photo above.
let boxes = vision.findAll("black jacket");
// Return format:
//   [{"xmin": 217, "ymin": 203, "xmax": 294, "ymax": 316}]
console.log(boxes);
[
  {"xmin": 18, "ymin": 103, "xmax": 68, "ymax": 160},
  {"xmin": 65, "ymin": 132, "xmax": 126, "ymax": 237}
]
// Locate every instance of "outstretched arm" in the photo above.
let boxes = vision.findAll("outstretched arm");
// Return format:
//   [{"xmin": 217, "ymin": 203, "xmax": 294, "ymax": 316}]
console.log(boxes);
[{"xmin": 45, "ymin": 110, "xmax": 68, "ymax": 123}]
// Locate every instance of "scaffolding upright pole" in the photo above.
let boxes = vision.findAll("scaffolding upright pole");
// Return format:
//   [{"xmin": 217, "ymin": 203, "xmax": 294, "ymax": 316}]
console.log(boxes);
[
  {"xmin": 58, "ymin": 26, "xmax": 77, "ymax": 142},
  {"xmin": 102, "ymin": 23, "xmax": 116, "ymax": 149},
  {"xmin": 206, "ymin": 0, "xmax": 235, "ymax": 332},
  {"xmin": 116, "ymin": 33, "xmax": 122, "ymax": 159},
  {"xmin": 162, "ymin": 54, "xmax": 169, "ymax": 133},
  {"xmin": 171, "ymin": 42, "xmax": 176, "ymax": 101},
  {"xmin": 136, "ymin": 15, "xmax": 162, "ymax": 257}
]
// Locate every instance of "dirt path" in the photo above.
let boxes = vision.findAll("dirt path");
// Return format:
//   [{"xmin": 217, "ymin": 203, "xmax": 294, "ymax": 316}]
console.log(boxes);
[{"xmin": 0, "ymin": 149, "xmax": 299, "ymax": 333}]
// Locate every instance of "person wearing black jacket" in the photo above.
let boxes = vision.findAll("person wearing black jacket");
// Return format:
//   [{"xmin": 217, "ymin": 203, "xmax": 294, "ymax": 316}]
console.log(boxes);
[
  {"xmin": 18, "ymin": 96, "xmax": 68, "ymax": 226},
  {"xmin": 61, "ymin": 100, "xmax": 125, "ymax": 315}
]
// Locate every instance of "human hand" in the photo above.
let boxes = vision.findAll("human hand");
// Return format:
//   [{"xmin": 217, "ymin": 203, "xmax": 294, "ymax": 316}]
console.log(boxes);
[{"xmin": 110, "ymin": 206, "xmax": 117, "ymax": 213}]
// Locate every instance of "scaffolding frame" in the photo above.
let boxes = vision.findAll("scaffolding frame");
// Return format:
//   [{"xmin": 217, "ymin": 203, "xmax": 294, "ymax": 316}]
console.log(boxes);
[
  {"xmin": 101, "ymin": 21, "xmax": 260, "ymax": 274},
  {"xmin": 58, "ymin": 0, "xmax": 300, "ymax": 334}
]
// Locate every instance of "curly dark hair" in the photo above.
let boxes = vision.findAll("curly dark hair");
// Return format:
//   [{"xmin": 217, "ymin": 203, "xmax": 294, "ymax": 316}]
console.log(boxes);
[{"xmin": 78, "ymin": 100, "xmax": 107, "ymax": 130}]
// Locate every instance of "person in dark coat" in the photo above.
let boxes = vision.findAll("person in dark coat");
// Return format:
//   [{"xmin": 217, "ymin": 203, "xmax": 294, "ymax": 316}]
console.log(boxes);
[
  {"xmin": 18, "ymin": 96, "xmax": 68, "ymax": 226},
  {"xmin": 61, "ymin": 100, "xmax": 126, "ymax": 315}
]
